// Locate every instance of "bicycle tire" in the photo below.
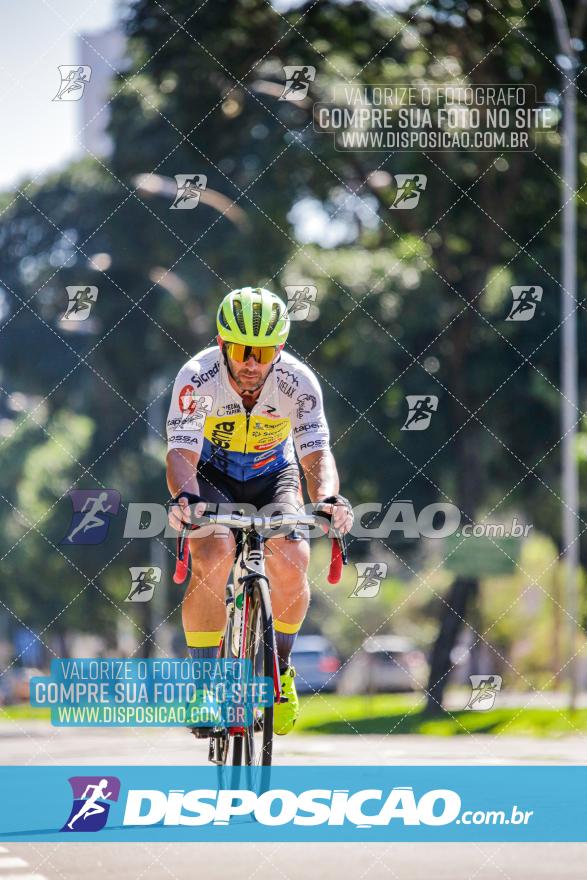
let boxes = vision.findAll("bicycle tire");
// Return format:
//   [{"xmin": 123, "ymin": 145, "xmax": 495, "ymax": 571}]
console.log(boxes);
[
  {"xmin": 242, "ymin": 577, "xmax": 275, "ymax": 767},
  {"xmin": 213, "ymin": 581, "xmax": 243, "ymax": 767}
]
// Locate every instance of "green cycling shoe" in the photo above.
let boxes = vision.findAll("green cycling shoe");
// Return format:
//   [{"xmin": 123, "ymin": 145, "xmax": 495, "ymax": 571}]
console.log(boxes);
[{"xmin": 274, "ymin": 666, "xmax": 299, "ymax": 735}]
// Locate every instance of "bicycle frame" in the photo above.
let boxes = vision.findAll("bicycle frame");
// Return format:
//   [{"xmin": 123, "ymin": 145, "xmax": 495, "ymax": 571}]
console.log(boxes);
[{"xmin": 239, "ymin": 530, "xmax": 281, "ymax": 695}]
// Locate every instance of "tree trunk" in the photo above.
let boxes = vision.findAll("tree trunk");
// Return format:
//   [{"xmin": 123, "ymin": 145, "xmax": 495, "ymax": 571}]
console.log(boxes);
[{"xmin": 426, "ymin": 578, "xmax": 479, "ymax": 714}]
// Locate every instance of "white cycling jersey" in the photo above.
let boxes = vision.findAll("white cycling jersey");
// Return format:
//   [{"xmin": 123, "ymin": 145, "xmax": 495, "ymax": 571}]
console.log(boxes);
[{"xmin": 166, "ymin": 346, "xmax": 330, "ymax": 481}]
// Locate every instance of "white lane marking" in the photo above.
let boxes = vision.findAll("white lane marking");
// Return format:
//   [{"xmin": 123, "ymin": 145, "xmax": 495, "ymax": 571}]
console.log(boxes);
[
  {"xmin": 0, "ymin": 851, "xmax": 49, "ymax": 879},
  {"xmin": 0, "ymin": 875, "xmax": 48, "ymax": 880}
]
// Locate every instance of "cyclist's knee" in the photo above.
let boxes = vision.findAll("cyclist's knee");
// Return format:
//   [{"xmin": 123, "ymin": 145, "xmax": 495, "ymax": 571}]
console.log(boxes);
[
  {"xmin": 187, "ymin": 533, "xmax": 235, "ymax": 582},
  {"xmin": 189, "ymin": 530, "xmax": 234, "ymax": 561},
  {"xmin": 266, "ymin": 538, "xmax": 309, "ymax": 589}
]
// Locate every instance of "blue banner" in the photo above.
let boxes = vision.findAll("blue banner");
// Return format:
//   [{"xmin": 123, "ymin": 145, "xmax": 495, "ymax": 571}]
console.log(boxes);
[{"xmin": 0, "ymin": 766, "xmax": 586, "ymax": 841}]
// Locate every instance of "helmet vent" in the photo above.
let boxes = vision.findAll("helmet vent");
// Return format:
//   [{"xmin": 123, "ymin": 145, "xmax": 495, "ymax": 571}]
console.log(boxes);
[
  {"xmin": 266, "ymin": 303, "xmax": 280, "ymax": 335},
  {"xmin": 233, "ymin": 298, "xmax": 246, "ymax": 333},
  {"xmin": 252, "ymin": 301, "xmax": 262, "ymax": 334}
]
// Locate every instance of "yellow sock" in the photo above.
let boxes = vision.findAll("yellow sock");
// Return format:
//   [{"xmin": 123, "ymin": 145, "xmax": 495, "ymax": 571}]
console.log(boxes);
[{"xmin": 185, "ymin": 630, "xmax": 223, "ymax": 659}]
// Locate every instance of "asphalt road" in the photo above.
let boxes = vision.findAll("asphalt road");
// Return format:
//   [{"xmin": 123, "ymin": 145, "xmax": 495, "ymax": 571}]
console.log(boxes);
[{"xmin": 1, "ymin": 724, "xmax": 586, "ymax": 879}]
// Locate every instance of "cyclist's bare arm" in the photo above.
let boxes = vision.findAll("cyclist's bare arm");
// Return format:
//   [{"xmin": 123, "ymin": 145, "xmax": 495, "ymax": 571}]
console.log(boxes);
[
  {"xmin": 300, "ymin": 449, "xmax": 353, "ymax": 533},
  {"xmin": 299, "ymin": 449, "xmax": 340, "ymax": 502},
  {"xmin": 166, "ymin": 448, "xmax": 205, "ymax": 529},
  {"xmin": 166, "ymin": 448, "xmax": 201, "ymax": 497}
]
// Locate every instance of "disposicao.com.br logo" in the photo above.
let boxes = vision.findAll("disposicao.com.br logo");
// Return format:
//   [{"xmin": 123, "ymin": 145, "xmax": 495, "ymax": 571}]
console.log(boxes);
[{"xmin": 121, "ymin": 786, "xmax": 532, "ymax": 829}]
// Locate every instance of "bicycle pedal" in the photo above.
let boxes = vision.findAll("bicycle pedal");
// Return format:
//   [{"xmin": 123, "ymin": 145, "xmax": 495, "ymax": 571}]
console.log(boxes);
[{"xmin": 191, "ymin": 726, "xmax": 214, "ymax": 739}]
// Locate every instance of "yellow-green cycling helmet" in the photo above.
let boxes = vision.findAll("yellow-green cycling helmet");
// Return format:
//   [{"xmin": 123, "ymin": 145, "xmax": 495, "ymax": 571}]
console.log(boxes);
[{"xmin": 216, "ymin": 287, "xmax": 290, "ymax": 347}]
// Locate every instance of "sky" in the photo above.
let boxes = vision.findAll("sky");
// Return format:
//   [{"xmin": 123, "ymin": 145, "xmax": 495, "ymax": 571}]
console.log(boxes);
[{"xmin": 0, "ymin": 0, "xmax": 119, "ymax": 190}]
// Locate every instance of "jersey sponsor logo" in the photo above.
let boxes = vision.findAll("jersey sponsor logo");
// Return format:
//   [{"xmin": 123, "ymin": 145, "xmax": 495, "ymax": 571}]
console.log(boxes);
[
  {"xmin": 217, "ymin": 402, "xmax": 241, "ymax": 416},
  {"xmin": 276, "ymin": 367, "xmax": 300, "ymax": 386},
  {"xmin": 275, "ymin": 367, "xmax": 299, "ymax": 398},
  {"xmin": 178, "ymin": 388, "xmax": 213, "ymax": 415},
  {"xmin": 277, "ymin": 379, "xmax": 296, "ymax": 398},
  {"xmin": 253, "ymin": 452, "xmax": 274, "ymax": 461},
  {"xmin": 259, "ymin": 404, "xmax": 280, "ymax": 419},
  {"xmin": 167, "ymin": 414, "xmax": 205, "ymax": 428},
  {"xmin": 209, "ymin": 420, "xmax": 236, "ymax": 449},
  {"xmin": 203, "ymin": 415, "xmax": 290, "ymax": 453},
  {"xmin": 300, "ymin": 438, "xmax": 328, "ymax": 450},
  {"xmin": 169, "ymin": 434, "xmax": 200, "ymax": 444},
  {"xmin": 178, "ymin": 385, "xmax": 195, "ymax": 413},
  {"xmin": 191, "ymin": 362, "xmax": 220, "ymax": 388},
  {"xmin": 296, "ymin": 392, "xmax": 317, "ymax": 418},
  {"xmin": 293, "ymin": 420, "xmax": 326, "ymax": 434},
  {"xmin": 249, "ymin": 417, "xmax": 290, "ymax": 452},
  {"xmin": 252, "ymin": 455, "xmax": 277, "ymax": 469}
]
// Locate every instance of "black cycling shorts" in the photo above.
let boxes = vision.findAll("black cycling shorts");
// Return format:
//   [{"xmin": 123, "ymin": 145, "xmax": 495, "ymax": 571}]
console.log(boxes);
[{"xmin": 196, "ymin": 461, "xmax": 307, "ymax": 542}]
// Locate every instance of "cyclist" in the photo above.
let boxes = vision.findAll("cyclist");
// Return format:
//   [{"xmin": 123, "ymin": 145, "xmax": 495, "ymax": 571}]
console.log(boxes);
[{"xmin": 166, "ymin": 287, "xmax": 353, "ymax": 735}]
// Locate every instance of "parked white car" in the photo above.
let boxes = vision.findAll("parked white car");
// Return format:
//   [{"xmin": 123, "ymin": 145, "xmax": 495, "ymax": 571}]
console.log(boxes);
[{"xmin": 336, "ymin": 636, "xmax": 428, "ymax": 694}]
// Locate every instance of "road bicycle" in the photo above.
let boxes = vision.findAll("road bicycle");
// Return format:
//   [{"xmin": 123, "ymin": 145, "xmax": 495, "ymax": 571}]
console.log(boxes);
[{"xmin": 172, "ymin": 507, "xmax": 347, "ymax": 769}]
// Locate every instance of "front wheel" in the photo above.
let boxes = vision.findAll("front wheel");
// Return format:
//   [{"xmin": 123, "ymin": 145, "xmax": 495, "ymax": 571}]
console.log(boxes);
[{"xmin": 242, "ymin": 578, "xmax": 275, "ymax": 767}]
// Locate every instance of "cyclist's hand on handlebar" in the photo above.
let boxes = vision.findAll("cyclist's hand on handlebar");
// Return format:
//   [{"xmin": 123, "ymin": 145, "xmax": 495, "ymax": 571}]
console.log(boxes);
[
  {"xmin": 317, "ymin": 494, "xmax": 354, "ymax": 534},
  {"xmin": 168, "ymin": 492, "xmax": 207, "ymax": 531}
]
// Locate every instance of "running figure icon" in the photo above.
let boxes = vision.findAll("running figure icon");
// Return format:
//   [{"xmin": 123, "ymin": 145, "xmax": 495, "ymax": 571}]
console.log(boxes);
[
  {"xmin": 391, "ymin": 174, "xmax": 428, "ymax": 209},
  {"xmin": 506, "ymin": 285, "xmax": 543, "ymax": 321},
  {"xmin": 65, "ymin": 492, "xmax": 112, "ymax": 543},
  {"xmin": 67, "ymin": 779, "xmax": 112, "ymax": 830},
  {"xmin": 126, "ymin": 567, "xmax": 161, "ymax": 602},
  {"xmin": 280, "ymin": 65, "xmax": 316, "ymax": 101},
  {"xmin": 402, "ymin": 395, "xmax": 438, "ymax": 431},
  {"xmin": 466, "ymin": 674, "xmax": 503, "ymax": 710},
  {"xmin": 53, "ymin": 66, "xmax": 91, "ymax": 101},
  {"xmin": 63, "ymin": 285, "xmax": 98, "ymax": 321}
]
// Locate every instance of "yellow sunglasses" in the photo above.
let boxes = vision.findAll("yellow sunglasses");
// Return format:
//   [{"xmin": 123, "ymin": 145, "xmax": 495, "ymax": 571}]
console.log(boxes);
[{"xmin": 224, "ymin": 342, "xmax": 279, "ymax": 364}]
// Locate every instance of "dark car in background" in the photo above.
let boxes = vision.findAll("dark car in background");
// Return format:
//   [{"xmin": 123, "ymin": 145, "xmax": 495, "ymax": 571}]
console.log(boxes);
[{"xmin": 291, "ymin": 635, "xmax": 341, "ymax": 694}]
